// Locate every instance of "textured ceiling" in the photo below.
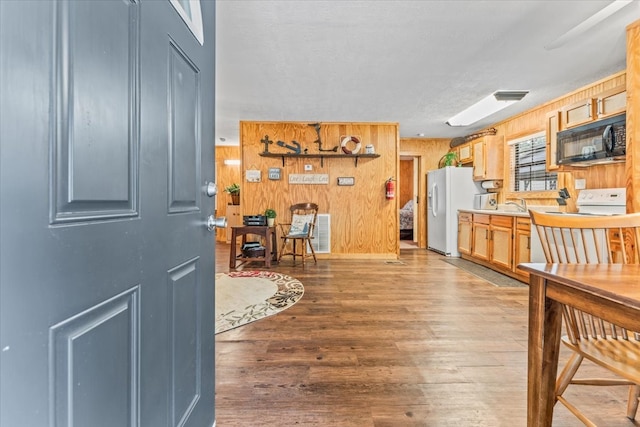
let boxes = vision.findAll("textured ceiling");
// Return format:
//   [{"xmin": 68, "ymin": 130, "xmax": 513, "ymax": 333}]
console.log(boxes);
[{"xmin": 214, "ymin": 0, "xmax": 640, "ymax": 146}]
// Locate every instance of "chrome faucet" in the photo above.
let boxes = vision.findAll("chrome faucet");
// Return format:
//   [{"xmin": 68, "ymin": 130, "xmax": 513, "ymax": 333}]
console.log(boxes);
[{"xmin": 505, "ymin": 198, "xmax": 527, "ymax": 212}]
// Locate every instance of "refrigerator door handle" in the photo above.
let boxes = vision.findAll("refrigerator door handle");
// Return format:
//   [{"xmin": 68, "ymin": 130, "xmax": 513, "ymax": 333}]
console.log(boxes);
[{"xmin": 431, "ymin": 183, "xmax": 437, "ymax": 217}]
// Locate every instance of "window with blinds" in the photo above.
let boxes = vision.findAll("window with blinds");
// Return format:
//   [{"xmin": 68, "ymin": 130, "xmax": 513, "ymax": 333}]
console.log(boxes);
[{"xmin": 509, "ymin": 132, "xmax": 557, "ymax": 192}]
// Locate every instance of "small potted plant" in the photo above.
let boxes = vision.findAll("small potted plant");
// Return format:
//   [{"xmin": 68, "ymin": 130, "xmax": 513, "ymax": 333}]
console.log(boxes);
[
  {"xmin": 224, "ymin": 183, "xmax": 240, "ymax": 205},
  {"xmin": 264, "ymin": 208, "xmax": 276, "ymax": 227}
]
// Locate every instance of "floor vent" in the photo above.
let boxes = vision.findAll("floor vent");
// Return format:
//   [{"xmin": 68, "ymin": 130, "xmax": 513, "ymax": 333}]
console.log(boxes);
[
  {"xmin": 385, "ymin": 260, "xmax": 405, "ymax": 265},
  {"xmin": 308, "ymin": 214, "xmax": 330, "ymax": 253}
]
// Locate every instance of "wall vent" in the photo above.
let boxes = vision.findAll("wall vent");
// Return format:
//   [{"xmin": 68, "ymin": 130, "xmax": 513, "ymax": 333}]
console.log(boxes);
[{"xmin": 308, "ymin": 214, "xmax": 330, "ymax": 253}]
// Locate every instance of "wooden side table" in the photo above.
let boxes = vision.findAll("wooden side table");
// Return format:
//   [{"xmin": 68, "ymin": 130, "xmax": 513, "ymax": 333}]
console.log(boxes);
[{"xmin": 229, "ymin": 225, "xmax": 278, "ymax": 269}]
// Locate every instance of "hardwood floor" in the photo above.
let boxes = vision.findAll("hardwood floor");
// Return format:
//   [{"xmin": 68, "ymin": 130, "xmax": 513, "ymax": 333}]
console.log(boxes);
[{"xmin": 214, "ymin": 244, "xmax": 638, "ymax": 426}]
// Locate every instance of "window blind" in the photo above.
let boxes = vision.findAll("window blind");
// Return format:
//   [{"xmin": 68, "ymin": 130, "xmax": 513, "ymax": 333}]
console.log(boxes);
[{"xmin": 510, "ymin": 134, "xmax": 557, "ymax": 192}]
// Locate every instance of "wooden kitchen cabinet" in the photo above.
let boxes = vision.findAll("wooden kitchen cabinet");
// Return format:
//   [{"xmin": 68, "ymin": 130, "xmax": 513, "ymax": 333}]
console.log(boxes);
[
  {"xmin": 489, "ymin": 215, "xmax": 513, "ymax": 270},
  {"xmin": 460, "ymin": 210, "xmax": 530, "ymax": 283},
  {"xmin": 225, "ymin": 204, "xmax": 242, "ymax": 243},
  {"xmin": 471, "ymin": 214, "xmax": 490, "ymax": 261},
  {"xmin": 458, "ymin": 212, "xmax": 473, "ymax": 255},
  {"xmin": 513, "ymin": 217, "xmax": 531, "ymax": 276},
  {"xmin": 457, "ymin": 143, "xmax": 473, "ymax": 164},
  {"xmin": 562, "ymin": 98, "xmax": 596, "ymax": 129},
  {"xmin": 561, "ymin": 84, "xmax": 626, "ymax": 129},
  {"xmin": 596, "ymin": 84, "xmax": 626, "ymax": 119},
  {"xmin": 545, "ymin": 111, "xmax": 561, "ymax": 171},
  {"xmin": 472, "ymin": 135, "xmax": 503, "ymax": 181}
]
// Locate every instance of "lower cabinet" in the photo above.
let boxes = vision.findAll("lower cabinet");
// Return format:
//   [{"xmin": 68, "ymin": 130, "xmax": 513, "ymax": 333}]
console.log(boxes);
[
  {"xmin": 458, "ymin": 212, "xmax": 473, "ymax": 255},
  {"xmin": 490, "ymin": 215, "xmax": 513, "ymax": 270},
  {"xmin": 514, "ymin": 218, "xmax": 531, "ymax": 277},
  {"xmin": 459, "ymin": 211, "xmax": 531, "ymax": 283},
  {"xmin": 471, "ymin": 214, "xmax": 490, "ymax": 261}
]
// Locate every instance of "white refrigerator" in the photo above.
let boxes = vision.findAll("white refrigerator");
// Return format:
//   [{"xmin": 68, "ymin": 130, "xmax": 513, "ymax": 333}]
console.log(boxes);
[{"xmin": 427, "ymin": 166, "xmax": 482, "ymax": 257}]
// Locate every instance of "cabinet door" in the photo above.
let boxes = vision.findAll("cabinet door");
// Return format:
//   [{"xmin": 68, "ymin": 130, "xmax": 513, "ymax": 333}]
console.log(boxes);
[
  {"xmin": 472, "ymin": 141, "xmax": 485, "ymax": 180},
  {"xmin": 514, "ymin": 228, "xmax": 531, "ymax": 276},
  {"xmin": 597, "ymin": 85, "xmax": 626, "ymax": 119},
  {"xmin": 483, "ymin": 136, "xmax": 504, "ymax": 180},
  {"xmin": 545, "ymin": 111, "xmax": 560, "ymax": 171},
  {"xmin": 225, "ymin": 205, "xmax": 242, "ymax": 243},
  {"xmin": 458, "ymin": 143, "xmax": 473, "ymax": 164},
  {"xmin": 472, "ymin": 136, "xmax": 503, "ymax": 181},
  {"xmin": 562, "ymin": 99, "xmax": 595, "ymax": 129},
  {"xmin": 472, "ymin": 223, "xmax": 490, "ymax": 261},
  {"xmin": 490, "ymin": 225, "xmax": 512, "ymax": 270},
  {"xmin": 458, "ymin": 215, "xmax": 473, "ymax": 255}
]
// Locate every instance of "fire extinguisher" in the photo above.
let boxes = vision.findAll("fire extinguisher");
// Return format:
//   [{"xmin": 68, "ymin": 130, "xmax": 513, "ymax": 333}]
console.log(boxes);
[{"xmin": 385, "ymin": 177, "xmax": 395, "ymax": 200}]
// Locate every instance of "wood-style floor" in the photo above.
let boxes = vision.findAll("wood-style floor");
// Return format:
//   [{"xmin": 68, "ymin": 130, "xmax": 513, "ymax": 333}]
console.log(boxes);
[{"xmin": 214, "ymin": 244, "xmax": 638, "ymax": 427}]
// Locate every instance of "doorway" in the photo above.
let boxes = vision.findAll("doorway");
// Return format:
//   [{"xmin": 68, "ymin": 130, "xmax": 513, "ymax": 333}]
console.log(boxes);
[{"xmin": 399, "ymin": 155, "xmax": 420, "ymax": 249}]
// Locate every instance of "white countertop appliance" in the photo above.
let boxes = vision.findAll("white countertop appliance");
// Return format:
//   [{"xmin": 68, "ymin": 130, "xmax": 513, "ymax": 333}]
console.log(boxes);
[{"xmin": 576, "ymin": 188, "xmax": 626, "ymax": 215}]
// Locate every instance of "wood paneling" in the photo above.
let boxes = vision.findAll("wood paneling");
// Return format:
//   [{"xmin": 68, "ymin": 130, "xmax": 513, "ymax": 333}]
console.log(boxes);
[
  {"xmin": 492, "ymin": 71, "xmax": 628, "ymax": 208},
  {"xmin": 627, "ymin": 20, "xmax": 640, "ymax": 213},
  {"xmin": 399, "ymin": 159, "xmax": 413, "ymax": 207},
  {"xmin": 240, "ymin": 121, "xmax": 399, "ymax": 257}
]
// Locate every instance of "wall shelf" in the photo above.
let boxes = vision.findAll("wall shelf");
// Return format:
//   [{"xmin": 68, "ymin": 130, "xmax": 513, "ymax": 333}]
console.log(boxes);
[{"xmin": 259, "ymin": 152, "xmax": 380, "ymax": 167}]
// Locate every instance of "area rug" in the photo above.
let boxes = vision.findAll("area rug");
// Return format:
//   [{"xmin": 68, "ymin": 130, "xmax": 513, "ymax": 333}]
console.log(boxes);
[
  {"xmin": 442, "ymin": 258, "xmax": 527, "ymax": 288},
  {"xmin": 215, "ymin": 271, "xmax": 304, "ymax": 334}
]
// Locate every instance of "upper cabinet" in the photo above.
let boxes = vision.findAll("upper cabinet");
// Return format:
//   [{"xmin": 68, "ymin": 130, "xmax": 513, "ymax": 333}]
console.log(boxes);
[
  {"xmin": 457, "ymin": 143, "xmax": 473, "ymax": 164},
  {"xmin": 561, "ymin": 84, "xmax": 627, "ymax": 129},
  {"xmin": 472, "ymin": 135, "xmax": 504, "ymax": 181},
  {"xmin": 545, "ymin": 111, "xmax": 561, "ymax": 171},
  {"xmin": 597, "ymin": 85, "xmax": 626, "ymax": 119}
]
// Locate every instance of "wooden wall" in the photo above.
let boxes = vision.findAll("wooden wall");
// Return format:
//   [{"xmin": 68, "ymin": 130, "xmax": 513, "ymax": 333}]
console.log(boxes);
[
  {"xmin": 238, "ymin": 121, "xmax": 399, "ymax": 258},
  {"xmin": 491, "ymin": 71, "xmax": 627, "ymax": 208},
  {"xmin": 399, "ymin": 159, "xmax": 413, "ymax": 207},
  {"xmin": 215, "ymin": 145, "xmax": 241, "ymax": 242}
]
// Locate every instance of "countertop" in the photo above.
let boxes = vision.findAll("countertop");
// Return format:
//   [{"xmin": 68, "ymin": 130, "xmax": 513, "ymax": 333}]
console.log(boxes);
[{"xmin": 459, "ymin": 206, "xmax": 560, "ymax": 218}]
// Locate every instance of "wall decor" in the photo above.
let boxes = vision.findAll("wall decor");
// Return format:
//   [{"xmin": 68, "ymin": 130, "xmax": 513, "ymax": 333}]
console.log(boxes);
[
  {"xmin": 268, "ymin": 167, "xmax": 281, "ymax": 180},
  {"xmin": 288, "ymin": 174, "xmax": 329, "ymax": 185},
  {"xmin": 337, "ymin": 177, "xmax": 355, "ymax": 186},
  {"xmin": 245, "ymin": 169, "xmax": 261, "ymax": 182},
  {"xmin": 340, "ymin": 135, "xmax": 361, "ymax": 154}
]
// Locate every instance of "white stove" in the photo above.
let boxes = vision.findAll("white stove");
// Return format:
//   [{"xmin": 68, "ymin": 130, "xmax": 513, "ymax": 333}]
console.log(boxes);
[{"xmin": 576, "ymin": 188, "xmax": 626, "ymax": 215}]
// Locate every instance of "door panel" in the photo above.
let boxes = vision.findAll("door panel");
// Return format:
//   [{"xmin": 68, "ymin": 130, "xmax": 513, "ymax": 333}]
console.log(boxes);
[
  {"xmin": 53, "ymin": 0, "xmax": 139, "ymax": 222},
  {"xmin": 0, "ymin": 1, "xmax": 216, "ymax": 426}
]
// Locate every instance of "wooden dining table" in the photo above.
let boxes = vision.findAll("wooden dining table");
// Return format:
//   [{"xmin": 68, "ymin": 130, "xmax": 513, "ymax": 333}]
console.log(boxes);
[{"xmin": 519, "ymin": 263, "xmax": 640, "ymax": 427}]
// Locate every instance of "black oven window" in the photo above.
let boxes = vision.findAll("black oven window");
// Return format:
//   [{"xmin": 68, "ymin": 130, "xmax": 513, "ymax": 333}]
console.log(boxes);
[{"xmin": 510, "ymin": 134, "xmax": 557, "ymax": 192}]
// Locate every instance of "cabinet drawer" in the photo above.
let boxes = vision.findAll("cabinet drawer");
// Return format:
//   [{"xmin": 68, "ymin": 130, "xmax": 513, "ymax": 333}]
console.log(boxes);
[
  {"xmin": 459, "ymin": 212, "xmax": 473, "ymax": 222},
  {"xmin": 516, "ymin": 218, "xmax": 530, "ymax": 231},
  {"xmin": 474, "ymin": 214, "xmax": 490, "ymax": 225},
  {"xmin": 490, "ymin": 215, "xmax": 513, "ymax": 228}
]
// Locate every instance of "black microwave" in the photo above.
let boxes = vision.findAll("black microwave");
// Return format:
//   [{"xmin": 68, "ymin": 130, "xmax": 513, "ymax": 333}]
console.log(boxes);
[{"xmin": 557, "ymin": 114, "xmax": 626, "ymax": 166}]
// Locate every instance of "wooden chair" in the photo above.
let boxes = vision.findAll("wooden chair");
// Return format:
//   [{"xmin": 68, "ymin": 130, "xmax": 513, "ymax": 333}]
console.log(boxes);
[
  {"xmin": 278, "ymin": 203, "xmax": 318, "ymax": 266},
  {"xmin": 529, "ymin": 210, "xmax": 640, "ymax": 426}
]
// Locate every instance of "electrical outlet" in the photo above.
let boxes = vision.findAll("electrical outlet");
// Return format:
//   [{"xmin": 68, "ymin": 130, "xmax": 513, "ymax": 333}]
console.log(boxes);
[
  {"xmin": 575, "ymin": 179, "xmax": 586, "ymax": 190},
  {"xmin": 304, "ymin": 164, "xmax": 313, "ymax": 171}
]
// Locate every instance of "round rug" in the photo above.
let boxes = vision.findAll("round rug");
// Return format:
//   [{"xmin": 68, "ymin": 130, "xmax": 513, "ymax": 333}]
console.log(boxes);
[{"xmin": 215, "ymin": 271, "xmax": 304, "ymax": 334}]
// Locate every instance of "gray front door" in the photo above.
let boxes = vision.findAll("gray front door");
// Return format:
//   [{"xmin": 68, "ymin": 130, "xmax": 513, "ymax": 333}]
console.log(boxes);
[{"xmin": 0, "ymin": 1, "xmax": 216, "ymax": 426}]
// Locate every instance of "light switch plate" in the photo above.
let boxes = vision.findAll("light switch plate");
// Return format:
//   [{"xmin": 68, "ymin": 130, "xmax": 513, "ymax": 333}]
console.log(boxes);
[
  {"xmin": 575, "ymin": 178, "xmax": 586, "ymax": 190},
  {"xmin": 304, "ymin": 164, "xmax": 313, "ymax": 171}
]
